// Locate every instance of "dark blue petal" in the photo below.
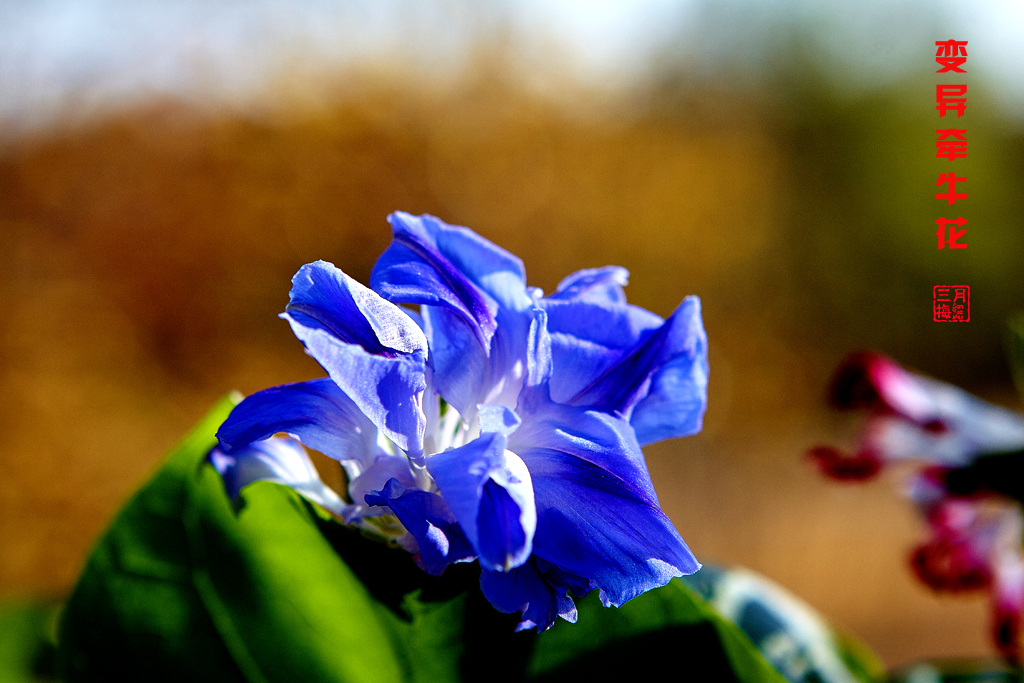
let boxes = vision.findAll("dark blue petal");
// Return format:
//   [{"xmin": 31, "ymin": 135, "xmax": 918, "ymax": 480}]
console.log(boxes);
[
  {"xmin": 370, "ymin": 212, "xmax": 503, "ymax": 351},
  {"xmin": 209, "ymin": 437, "xmax": 349, "ymax": 517},
  {"xmin": 526, "ymin": 449, "xmax": 699, "ymax": 607},
  {"xmin": 479, "ymin": 558, "xmax": 580, "ymax": 631},
  {"xmin": 548, "ymin": 266, "xmax": 630, "ymax": 305},
  {"xmin": 427, "ymin": 432, "xmax": 536, "ymax": 571},
  {"xmin": 513, "ymin": 390, "xmax": 655, "ymax": 502},
  {"xmin": 629, "ymin": 297, "xmax": 709, "ymax": 445},
  {"xmin": 283, "ymin": 315, "xmax": 427, "ymax": 462},
  {"xmin": 286, "ymin": 260, "xmax": 427, "ymax": 358},
  {"xmin": 543, "ymin": 299, "xmax": 661, "ymax": 403},
  {"xmin": 371, "ymin": 212, "xmax": 534, "ymax": 416},
  {"xmin": 364, "ymin": 478, "xmax": 474, "ymax": 575},
  {"xmin": 216, "ymin": 378, "xmax": 379, "ymax": 471},
  {"xmin": 569, "ymin": 296, "xmax": 707, "ymax": 418},
  {"xmin": 344, "ymin": 453, "xmax": 418, "ymax": 524},
  {"xmin": 510, "ymin": 393, "xmax": 699, "ymax": 607}
]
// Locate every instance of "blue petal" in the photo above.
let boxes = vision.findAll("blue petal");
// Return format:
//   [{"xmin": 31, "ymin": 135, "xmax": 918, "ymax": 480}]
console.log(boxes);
[
  {"xmin": 370, "ymin": 212, "xmax": 502, "ymax": 351},
  {"xmin": 371, "ymin": 212, "xmax": 534, "ymax": 416},
  {"xmin": 510, "ymin": 392, "xmax": 699, "ymax": 607},
  {"xmin": 479, "ymin": 558, "xmax": 582, "ymax": 631},
  {"xmin": 568, "ymin": 296, "xmax": 708, "ymax": 421},
  {"xmin": 478, "ymin": 404, "xmax": 522, "ymax": 437},
  {"xmin": 543, "ymin": 299, "xmax": 661, "ymax": 403},
  {"xmin": 283, "ymin": 314, "xmax": 427, "ymax": 462},
  {"xmin": 525, "ymin": 306, "xmax": 552, "ymax": 389},
  {"xmin": 365, "ymin": 478, "xmax": 474, "ymax": 575},
  {"xmin": 421, "ymin": 305, "xmax": 490, "ymax": 417},
  {"xmin": 286, "ymin": 260, "xmax": 428, "ymax": 357},
  {"xmin": 426, "ymin": 431, "xmax": 536, "ymax": 571},
  {"xmin": 216, "ymin": 378, "xmax": 380, "ymax": 474},
  {"xmin": 548, "ymin": 266, "xmax": 630, "ymax": 305},
  {"xmin": 209, "ymin": 437, "xmax": 349, "ymax": 517},
  {"xmin": 344, "ymin": 453, "xmax": 418, "ymax": 523},
  {"xmin": 629, "ymin": 297, "xmax": 709, "ymax": 445}
]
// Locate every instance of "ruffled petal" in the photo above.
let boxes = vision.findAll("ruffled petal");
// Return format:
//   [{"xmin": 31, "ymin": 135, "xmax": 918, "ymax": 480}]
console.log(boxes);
[
  {"xmin": 426, "ymin": 431, "xmax": 536, "ymax": 572},
  {"xmin": 344, "ymin": 453, "xmax": 418, "ymax": 524},
  {"xmin": 364, "ymin": 478, "xmax": 475, "ymax": 575},
  {"xmin": 479, "ymin": 558, "xmax": 582, "ymax": 632},
  {"xmin": 421, "ymin": 305, "xmax": 491, "ymax": 418},
  {"xmin": 548, "ymin": 266, "xmax": 630, "ymax": 305},
  {"xmin": 285, "ymin": 260, "xmax": 427, "ymax": 357},
  {"xmin": 370, "ymin": 212, "xmax": 502, "ymax": 351},
  {"xmin": 209, "ymin": 437, "xmax": 349, "ymax": 518},
  {"xmin": 543, "ymin": 299, "xmax": 661, "ymax": 404},
  {"xmin": 510, "ymin": 391, "xmax": 699, "ymax": 607},
  {"xmin": 216, "ymin": 378, "xmax": 380, "ymax": 476},
  {"xmin": 568, "ymin": 296, "xmax": 707, "ymax": 420},
  {"xmin": 371, "ymin": 212, "xmax": 533, "ymax": 417},
  {"xmin": 283, "ymin": 314, "xmax": 427, "ymax": 462},
  {"xmin": 629, "ymin": 297, "xmax": 709, "ymax": 445}
]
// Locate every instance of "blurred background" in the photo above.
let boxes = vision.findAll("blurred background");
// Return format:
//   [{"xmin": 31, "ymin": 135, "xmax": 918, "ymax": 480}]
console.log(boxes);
[{"xmin": 1, "ymin": 0, "xmax": 1022, "ymax": 668}]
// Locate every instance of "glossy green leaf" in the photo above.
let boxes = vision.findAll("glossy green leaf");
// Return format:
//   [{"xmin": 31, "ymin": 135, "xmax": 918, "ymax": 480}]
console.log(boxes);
[{"xmin": 58, "ymin": 395, "xmax": 791, "ymax": 682}]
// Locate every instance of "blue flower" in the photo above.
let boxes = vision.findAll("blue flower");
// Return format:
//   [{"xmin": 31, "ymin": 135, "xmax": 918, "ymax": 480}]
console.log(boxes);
[{"xmin": 213, "ymin": 212, "xmax": 709, "ymax": 630}]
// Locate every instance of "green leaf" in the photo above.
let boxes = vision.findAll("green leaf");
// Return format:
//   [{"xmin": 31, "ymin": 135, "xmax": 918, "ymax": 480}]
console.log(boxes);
[
  {"xmin": 57, "ymin": 395, "xmax": 250, "ymax": 682},
  {"xmin": 58, "ymin": 395, "xmax": 791, "ymax": 682},
  {"xmin": 0, "ymin": 601, "xmax": 59, "ymax": 682},
  {"xmin": 526, "ymin": 580, "xmax": 788, "ymax": 683}
]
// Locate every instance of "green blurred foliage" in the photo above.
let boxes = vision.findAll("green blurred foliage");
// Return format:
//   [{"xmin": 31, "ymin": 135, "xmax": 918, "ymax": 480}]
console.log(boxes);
[{"xmin": 0, "ymin": 601, "xmax": 57, "ymax": 682}]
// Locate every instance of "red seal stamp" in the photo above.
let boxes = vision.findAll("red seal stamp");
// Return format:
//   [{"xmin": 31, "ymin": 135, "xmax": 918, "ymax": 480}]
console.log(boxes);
[{"xmin": 933, "ymin": 285, "xmax": 970, "ymax": 322}]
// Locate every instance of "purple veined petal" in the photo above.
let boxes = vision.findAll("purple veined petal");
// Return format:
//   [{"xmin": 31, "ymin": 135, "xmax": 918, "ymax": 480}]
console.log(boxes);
[
  {"xmin": 283, "ymin": 314, "xmax": 427, "ymax": 463},
  {"xmin": 567, "ymin": 296, "xmax": 708, "ymax": 420},
  {"xmin": 526, "ymin": 451, "xmax": 700, "ymax": 607},
  {"xmin": 479, "ymin": 558, "xmax": 581, "ymax": 632},
  {"xmin": 422, "ymin": 302, "xmax": 533, "ymax": 422},
  {"xmin": 548, "ymin": 266, "xmax": 630, "ymax": 305},
  {"xmin": 285, "ymin": 260, "xmax": 427, "ymax": 358},
  {"xmin": 510, "ymin": 392, "xmax": 699, "ymax": 607},
  {"xmin": 209, "ymin": 437, "xmax": 350, "ymax": 518},
  {"xmin": 377, "ymin": 211, "xmax": 532, "ymax": 314},
  {"xmin": 364, "ymin": 478, "xmax": 475, "ymax": 576},
  {"xmin": 370, "ymin": 212, "xmax": 502, "ymax": 352},
  {"xmin": 372, "ymin": 212, "xmax": 534, "ymax": 417},
  {"xmin": 426, "ymin": 431, "xmax": 536, "ymax": 572},
  {"xmin": 216, "ymin": 378, "xmax": 381, "ymax": 475}
]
